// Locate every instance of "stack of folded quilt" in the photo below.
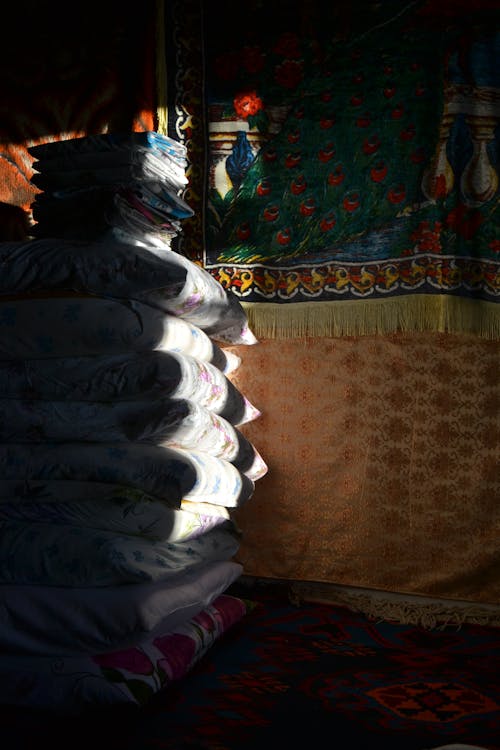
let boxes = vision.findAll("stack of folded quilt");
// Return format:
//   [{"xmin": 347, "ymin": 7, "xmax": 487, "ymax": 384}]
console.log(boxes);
[
  {"xmin": 0, "ymin": 134, "xmax": 265, "ymax": 712},
  {"xmin": 29, "ymin": 131, "xmax": 194, "ymax": 245}
]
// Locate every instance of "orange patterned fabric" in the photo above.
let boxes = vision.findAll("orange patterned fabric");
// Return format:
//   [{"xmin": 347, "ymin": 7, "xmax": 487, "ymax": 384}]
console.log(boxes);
[
  {"xmin": 227, "ymin": 332, "xmax": 500, "ymax": 605},
  {"xmin": 0, "ymin": 4, "xmax": 156, "ymax": 214}
]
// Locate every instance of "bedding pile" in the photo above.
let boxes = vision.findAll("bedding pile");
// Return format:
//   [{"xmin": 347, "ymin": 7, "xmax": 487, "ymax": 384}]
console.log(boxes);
[
  {"xmin": 29, "ymin": 131, "xmax": 194, "ymax": 246},
  {"xmin": 0, "ymin": 133, "xmax": 264, "ymax": 712}
]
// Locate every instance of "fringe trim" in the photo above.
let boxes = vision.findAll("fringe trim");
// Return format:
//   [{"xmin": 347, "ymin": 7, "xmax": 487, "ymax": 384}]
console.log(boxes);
[
  {"xmin": 242, "ymin": 296, "xmax": 500, "ymax": 340},
  {"xmin": 155, "ymin": 0, "xmax": 168, "ymax": 136},
  {"xmin": 288, "ymin": 582, "xmax": 500, "ymax": 630}
]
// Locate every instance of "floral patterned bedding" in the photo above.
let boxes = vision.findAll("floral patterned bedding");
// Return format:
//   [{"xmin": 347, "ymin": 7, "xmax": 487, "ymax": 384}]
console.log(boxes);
[{"xmin": 0, "ymin": 593, "xmax": 251, "ymax": 712}]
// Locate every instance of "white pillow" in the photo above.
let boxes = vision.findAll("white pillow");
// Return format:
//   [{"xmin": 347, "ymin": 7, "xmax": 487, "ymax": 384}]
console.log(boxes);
[
  {"xmin": 0, "ymin": 559, "xmax": 243, "ymax": 654},
  {"xmin": 0, "ymin": 236, "xmax": 186, "ymax": 300},
  {"xmin": 0, "ymin": 519, "xmax": 241, "ymax": 586},
  {"xmin": 0, "ymin": 349, "xmax": 253, "ymax": 418},
  {"xmin": 0, "ymin": 442, "xmax": 255, "ymax": 508},
  {"xmin": 0, "ymin": 295, "xmax": 240, "ymax": 371},
  {"xmin": 0, "ymin": 397, "xmax": 267, "ymax": 480},
  {"xmin": 0, "ymin": 479, "xmax": 232, "ymax": 521},
  {"xmin": 0, "ymin": 495, "xmax": 227, "ymax": 542},
  {"xmin": 139, "ymin": 242, "xmax": 258, "ymax": 345},
  {"xmin": 0, "ymin": 237, "xmax": 257, "ymax": 345}
]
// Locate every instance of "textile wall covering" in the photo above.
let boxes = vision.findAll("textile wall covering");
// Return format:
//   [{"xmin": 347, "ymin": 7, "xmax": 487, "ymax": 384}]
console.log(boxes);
[
  {"xmin": 162, "ymin": 0, "xmax": 500, "ymax": 610},
  {"xmin": 163, "ymin": 0, "xmax": 499, "ymax": 340},
  {"xmin": 226, "ymin": 333, "xmax": 500, "ymax": 607}
]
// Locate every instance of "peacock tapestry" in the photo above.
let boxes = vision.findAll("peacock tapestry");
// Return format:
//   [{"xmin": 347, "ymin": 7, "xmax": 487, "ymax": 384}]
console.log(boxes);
[{"xmin": 163, "ymin": 0, "xmax": 500, "ymax": 339}]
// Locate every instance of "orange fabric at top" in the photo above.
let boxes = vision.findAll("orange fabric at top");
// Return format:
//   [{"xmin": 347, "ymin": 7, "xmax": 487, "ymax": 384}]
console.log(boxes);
[{"xmin": 0, "ymin": 3, "xmax": 157, "ymax": 213}]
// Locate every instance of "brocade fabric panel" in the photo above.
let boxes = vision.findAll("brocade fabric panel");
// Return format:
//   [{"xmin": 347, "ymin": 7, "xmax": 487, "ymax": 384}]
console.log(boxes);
[{"xmin": 228, "ymin": 332, "xmax": 499, "ymax": 605}]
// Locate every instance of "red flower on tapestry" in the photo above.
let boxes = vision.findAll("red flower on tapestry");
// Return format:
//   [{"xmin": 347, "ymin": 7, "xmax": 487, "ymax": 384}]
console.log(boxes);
[
  {"xmin": 410, "ymin": 147, "xmax": 426, "ymax": 164},
  {"xmin": 274, "ymin": 59, "xmax": 304, "ymax": 90},
  {"xmin": 233, "ymin": 90, "xmax": 263, "ymax": 119},
  {"xmin": 387, "ymin": 185, "xmax": 406, "ymax": 204},
  {"xmin": 320, "ymin": 116, "xmax": 335, "ymax": 129},
  {"xmin": 356, "ymin": 113, "xmax": 371, "ymax": 128},
  {"xmin": 343, "ymin": 192, "xmax": 360, "ymax": 212},
  {"xmin": 328, "ymin": 165, "xmax": 345, "ymax": 185},
  {"xmin": 445, "ymin": 203, "xmax": 484, "ymax": 239},
  {"xmin": 256, "ymin": 178, "xmax": 271, "ymax": 196},
  {"xmin": 273, "ymin": 32, "xmax": 301, "ymax": 59},
  {"xmin": 291, "ymin": 175, "xmax": 307, "ymax": 194},
  {"xmin": 285, "ymin": 152, "xmax": 302, "ymax": 168},
  {"xmin": 276, "ymin": 228, "xmax": 292, "ymax": 245},
  {"xmin": 410, "ymin": 221, "xmax": 443, "ymax": 253},
  {"xmin": 263, "ymin": 204, "xmax": 280, "ymax": 221},
  {"xmin": 237, "ymin": 222, "xmax": 251, "ymax": 240},
  {"xmin": 363, "ymin": 135, "xmax": 381, "ymax": 154},
  {"xmin": 242, "ymin": 45, "xmax": 266, "ymax": 74},
  {"xmin": 370, "ymin": 161, "xmax": 388, "ymax": 183},
  {"xmin": 300, "ymin": 197, "xmax": 316, "ymax": 216},
  {"xmin": 489, "ymin": 240, "xmax": 500, "ymax": 254},
  {"xmin": 400, "ymin": 124, "xmax": 416, "ymax": 141},
  {"xmin": 320, "ymin": 211, "xmax": 336, "ymax": 231},
  {"xmin": 263, "ymin": 148, "xmax": 278, "ymax": 162},
  {"xmin": 318, "ymin": 143, "xmax": 335, "ymax": 162}
]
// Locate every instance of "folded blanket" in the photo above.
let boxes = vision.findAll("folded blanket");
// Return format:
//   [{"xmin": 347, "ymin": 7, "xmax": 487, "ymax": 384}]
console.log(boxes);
[
  {"xmin": 0, "ymin": 236, "xmax": 185, "ymax": 299},
  {"xmin": 0, "ymin": 237, "xmax": 256, "ymax": 344},
  {"xmin": 0, "ymin": 479, "xmax": 232, "ymax": 520},
  {"xmin": 0, "ymin": 518, "xmax": 241, "ymax": 586},
  {"xmin": 31, "ymin": 173, "xmax": 193, "ymax": 219},
  {"xmin": 0, "ymin": 350, "xmax": 254, "ymax": 421},
  {"xmin": 0, "ymin": 559, "xmax": 243, "ymax": 654},
  {"xmin": 0, "ymin": 442, "xmax": 255, "ymax": 508},
  {"xmin": 0, "ymin": 295, "xmax": 239, "ymax": 370},
  {"xmin": 0, "ymin": 591, "xmax": 249, "ymax": 711},
  {"xmin": 31, "ymin": 147, "xmax": 188, "ymax": 183},
  {"xmin": 0, "ymin": 493, "xmax": 227, "ymax": 541},
  {"xmin": 28, "ymin": 131, "xmax": 188, "ymax": 164},
  {"xmin": 0, "ymin": 397, "xmax": 267, "ymax": 479}
]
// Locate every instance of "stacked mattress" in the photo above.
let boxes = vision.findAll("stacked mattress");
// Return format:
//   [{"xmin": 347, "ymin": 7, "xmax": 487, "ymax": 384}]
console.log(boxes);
[{"xmin": 0, "ymin": 133, "xmax": 264, "ymax": 712}]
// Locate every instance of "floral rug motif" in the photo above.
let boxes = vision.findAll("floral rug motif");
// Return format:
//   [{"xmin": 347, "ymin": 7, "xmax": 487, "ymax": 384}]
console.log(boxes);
[{"xmin": 5, "ymin": 585, "xmax": 498, "ymax": 750}]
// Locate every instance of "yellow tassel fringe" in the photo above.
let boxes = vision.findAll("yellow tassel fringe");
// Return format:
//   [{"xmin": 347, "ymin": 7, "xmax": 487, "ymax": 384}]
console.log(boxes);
[
  {"xmin": 288, "ymin": 582, "xmax": 500, "ymax": 630},
  {"xmin": 242, "ymin": 295, "xmax": 500, "ymax": 340}
]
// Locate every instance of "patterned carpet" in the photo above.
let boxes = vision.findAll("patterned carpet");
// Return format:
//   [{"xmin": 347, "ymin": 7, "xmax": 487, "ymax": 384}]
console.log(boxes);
[{"xmin": 2, "ymin": 581, "xmax": 499, "ymax": 750}]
